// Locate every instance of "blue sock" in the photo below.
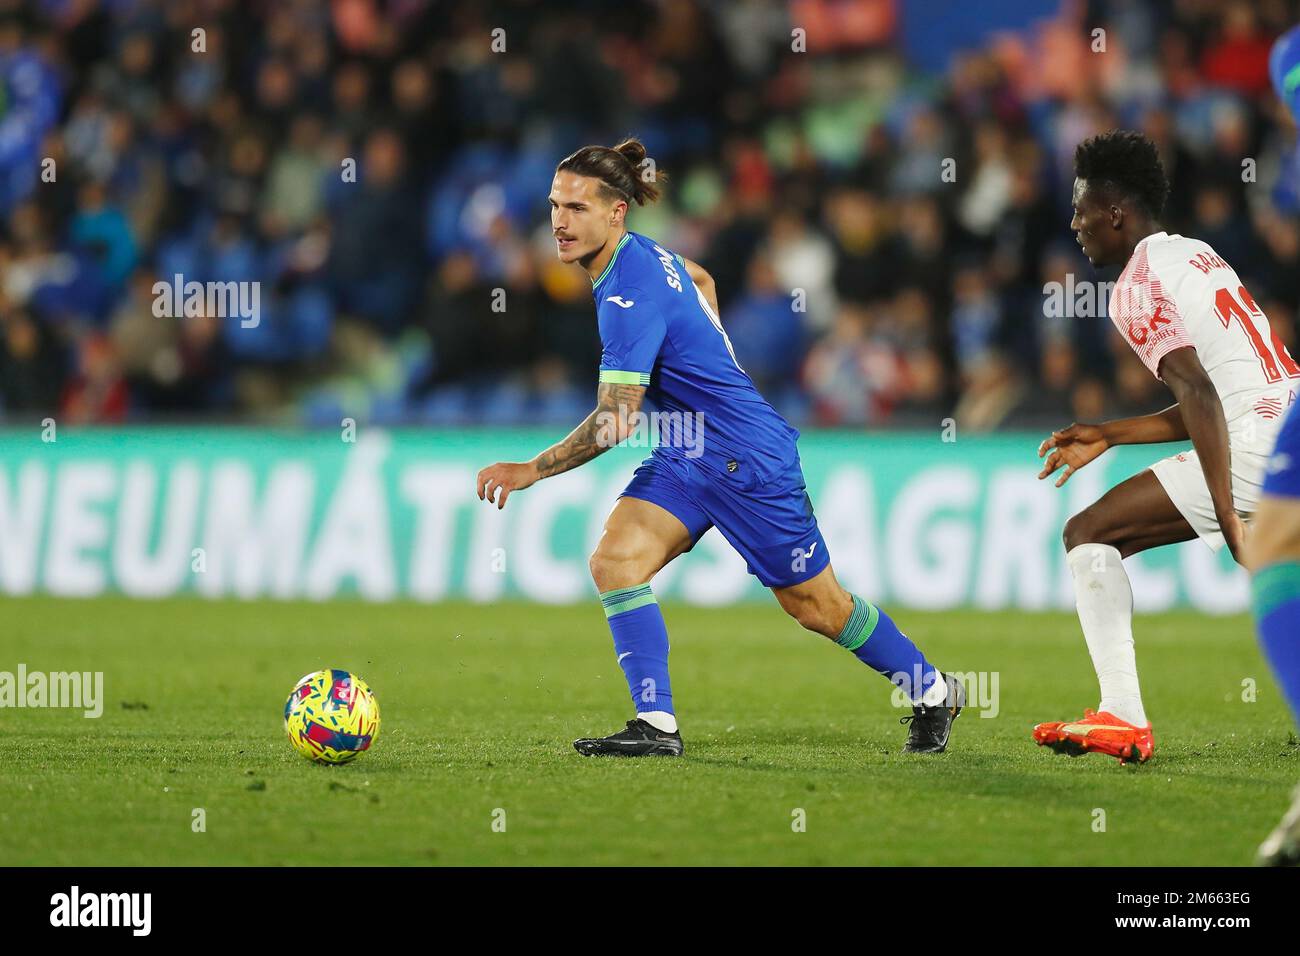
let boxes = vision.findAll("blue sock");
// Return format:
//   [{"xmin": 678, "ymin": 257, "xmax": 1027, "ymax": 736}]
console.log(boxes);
[
  {"xmin": 835, "ymin": 594, "xmax": 940, "ymax": 702},
  {"xmin": 1253, "ymin": 562, "xmax": 1300, "ymax": 725},
  {"xmin": 600, "ymin": 584, "xmax": 673, "ymax": 716}
]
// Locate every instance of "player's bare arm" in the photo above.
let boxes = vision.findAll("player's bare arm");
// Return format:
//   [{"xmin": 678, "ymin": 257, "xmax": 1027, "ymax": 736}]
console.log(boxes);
[
  {"xmin": 534, "ymin": 380, "xmax": 646, "ymax": 478},
  {"xmin": 1158, "ymin": 345, "xmax": 1246, "ymax": 562},
  {"xmin": 1038, "ymin": 347, "xmax": 1246, "ymax": 562},
  {"xmin": 1039, "ymin": 405, "xmax": 1189, "ymax": 487},
  {"xmin": 681, "ymin": 257, "xmax": 719, "ymax": 316},
  {"xmin": 1100, "ymin": 403, "xmax": 1190, "ymax": 446},
  {"xmin": 476, "ymin": 381, "xmax": 646, "ymax": 509}
]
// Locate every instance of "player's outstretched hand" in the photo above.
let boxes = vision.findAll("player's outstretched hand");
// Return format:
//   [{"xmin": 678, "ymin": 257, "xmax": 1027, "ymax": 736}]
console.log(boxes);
[
  {"xmin": 477, "ymin": 461, "xmax": 538, "ymax": 510},
  {"xmin": 1038, "ymin": 423, "xmax": 1109, "ymax": 487}
]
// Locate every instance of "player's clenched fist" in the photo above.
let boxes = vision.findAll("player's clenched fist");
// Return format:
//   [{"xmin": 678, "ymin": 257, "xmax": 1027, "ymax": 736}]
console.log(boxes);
[
  {"xmin": 1038, "ymin": 423, "xmax": 1109, "ymax": 487},
  {"xmin": 476, "ymin": 461, "xmax": 538, "ymax": 509}
]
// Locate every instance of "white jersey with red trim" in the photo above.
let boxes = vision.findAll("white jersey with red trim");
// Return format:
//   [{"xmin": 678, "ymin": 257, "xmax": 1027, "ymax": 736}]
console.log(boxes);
[{"xmin": 1109, "ymin": 231, "xmax": 1298, "ymax": 432}]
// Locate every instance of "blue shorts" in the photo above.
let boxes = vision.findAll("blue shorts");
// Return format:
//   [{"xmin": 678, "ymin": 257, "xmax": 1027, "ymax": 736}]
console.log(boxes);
[
  {"xmin": 620, "ymin": 451, "xmax": 830, "ymax": 588},
  {"xmin": 1263, "ymin": 402, "xmax": 1300, "ymax": 499}
]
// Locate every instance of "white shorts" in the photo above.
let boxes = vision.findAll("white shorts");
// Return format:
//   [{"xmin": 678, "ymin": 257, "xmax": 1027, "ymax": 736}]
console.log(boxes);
[{"xmin": 1148, "ymin": 441, "xmax": 1270, "ymax": 551}]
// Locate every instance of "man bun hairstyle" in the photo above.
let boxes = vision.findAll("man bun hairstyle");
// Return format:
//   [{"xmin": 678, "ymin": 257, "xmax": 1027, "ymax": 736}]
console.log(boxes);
[
  {"xmin": 557, "ymin": 137, "xmax": 665, "ymax": 206},
  {"xmin": 1074, "ymin": 129, "xmax": 1169, "ymax": 219}
]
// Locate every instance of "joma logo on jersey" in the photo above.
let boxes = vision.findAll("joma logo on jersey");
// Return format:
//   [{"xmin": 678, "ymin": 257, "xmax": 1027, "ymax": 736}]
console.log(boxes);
[
  {"xmin": 605, "ymin": 296, "xmax": 635, "ymax": 308},
  {"xmin": 1128, "ymin": 303, "xmax": 1172, "ymax": 345}
]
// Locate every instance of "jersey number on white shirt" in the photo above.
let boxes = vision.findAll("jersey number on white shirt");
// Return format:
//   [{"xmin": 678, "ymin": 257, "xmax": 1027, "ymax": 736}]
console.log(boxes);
[{"xmin": 1213, "ymin": 284, "xmax": 1300, "ymax": 384}]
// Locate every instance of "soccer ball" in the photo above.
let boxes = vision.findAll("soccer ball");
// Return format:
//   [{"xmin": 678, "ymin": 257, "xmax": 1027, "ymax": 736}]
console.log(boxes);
[{"xmin": 283, "ymin": 669, "xmax": 381, "ymax": 764}]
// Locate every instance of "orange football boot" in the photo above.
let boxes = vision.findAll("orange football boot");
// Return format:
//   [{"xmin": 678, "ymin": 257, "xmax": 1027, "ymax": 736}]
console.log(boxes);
[{"xmin": 1032, "ymin": 708, "xmax": 1154, "ymax": 764}]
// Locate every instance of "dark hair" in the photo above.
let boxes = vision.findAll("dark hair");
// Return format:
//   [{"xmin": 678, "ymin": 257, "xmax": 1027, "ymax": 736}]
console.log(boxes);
[
  {"xmin": 556, "ymin": 137, "xmax": 664, "ymax": 206},
  {"xmin": 1073, "ymin": 130, "xmax": 1169, "ymax": 219}
]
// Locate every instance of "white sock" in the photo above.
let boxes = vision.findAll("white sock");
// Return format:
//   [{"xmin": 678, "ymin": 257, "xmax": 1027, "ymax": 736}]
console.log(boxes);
[
  {"xmin": 1066, "ymin": 543, "xmax": 1149, "ymax": 727},
  {"xmin": 921, "ymin": 671, "xmax": 950, "ymax": 707},
  {"xmin": 638, "ymin": 711, "xmax": 677, "ymax": 733}
]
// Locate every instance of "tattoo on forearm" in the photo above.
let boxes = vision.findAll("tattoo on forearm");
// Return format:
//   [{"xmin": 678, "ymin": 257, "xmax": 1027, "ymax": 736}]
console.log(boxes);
[
  {"xmin": 533, "ymin": 410, "xmax": 603, "ymax": 479},
  {"xmin": 533, "ymin": 382, "xmax": 646, "ymax": 479}
]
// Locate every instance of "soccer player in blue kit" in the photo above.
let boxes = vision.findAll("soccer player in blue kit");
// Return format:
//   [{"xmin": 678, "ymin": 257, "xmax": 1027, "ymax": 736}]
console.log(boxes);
[
  {"xmin": 1252, "ymin": 409, "xmax": 1300, "ymax": 865},
  {"xmin": 476, "ymin": 139, "xmax": 964, "ymax": 757},
  {"xmin": 1250, "ymin": 24, "xmax": 1300, "ymax": 866}
]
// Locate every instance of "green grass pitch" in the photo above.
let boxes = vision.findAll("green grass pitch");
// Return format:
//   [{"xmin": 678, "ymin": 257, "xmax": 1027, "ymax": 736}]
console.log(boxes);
[{"xmin": 2, "ymin": 595, "xmax": 1296, "ymax": 866}]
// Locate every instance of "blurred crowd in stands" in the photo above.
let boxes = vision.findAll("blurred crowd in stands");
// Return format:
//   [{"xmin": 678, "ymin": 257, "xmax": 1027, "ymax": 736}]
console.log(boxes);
[{"xmin": 1, "ymin": 0, "xmax": 1298, "ymax": 429}]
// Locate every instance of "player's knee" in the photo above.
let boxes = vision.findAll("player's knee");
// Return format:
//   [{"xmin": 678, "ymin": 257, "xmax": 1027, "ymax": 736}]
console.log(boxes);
[
  {"xmin": 1063, "ymin": 510, "xmax": 1109, "ymax": 552},
  {"xmin": 780, "ymin": 591, "xmax": 840, "ymax": 638},
  {"xmin": 588, "ymin": 542, "xmax": 650, "ymax": 592},
  {"xmin": 790, "ymin": 604, "xmax": 823, "ymax": 633},
  {"xmin": 587, "ymin": 547, "xmax": 621, "ymax": 590}
]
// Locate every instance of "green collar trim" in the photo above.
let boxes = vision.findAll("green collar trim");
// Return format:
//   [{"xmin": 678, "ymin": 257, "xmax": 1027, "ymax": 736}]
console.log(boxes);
[{"xmin": 592, "ymin": 233, "xmax": 631, "ymax": 289}]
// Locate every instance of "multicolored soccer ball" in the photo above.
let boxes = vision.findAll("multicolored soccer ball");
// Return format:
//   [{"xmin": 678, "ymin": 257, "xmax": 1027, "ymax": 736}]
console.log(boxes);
[{"xmin": 283, "ymin": 669, "xmax": 380, "ymax": 764}]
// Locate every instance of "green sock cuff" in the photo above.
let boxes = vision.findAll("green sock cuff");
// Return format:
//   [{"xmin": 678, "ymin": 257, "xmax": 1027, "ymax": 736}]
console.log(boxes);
[
  {"xmin": 600, "ymin": 583, "xmax": 657, "ymax": 618},
  {"xmin": 835, "ymin": 594, "xmax": 880, "ymax": 652},
  {"xmin": 1252, "ymin": 561, "xmax": 1300, "ymax": 619}
]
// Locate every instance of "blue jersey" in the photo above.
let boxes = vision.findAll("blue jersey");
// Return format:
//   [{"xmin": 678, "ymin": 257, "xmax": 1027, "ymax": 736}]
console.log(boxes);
[
  {"xmin": 1264, "ymin": 399, "xmax": 1300, "ymax": 499},
  {"xmin": 593, "ymin": 231, "xmax": 800, "ymax": 481}
]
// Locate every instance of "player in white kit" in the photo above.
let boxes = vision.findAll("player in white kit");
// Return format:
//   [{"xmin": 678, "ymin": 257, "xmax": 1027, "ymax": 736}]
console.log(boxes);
[{"xmin": 1033, "ymin": 130, "xmax": 1298, "ymax": 763}]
